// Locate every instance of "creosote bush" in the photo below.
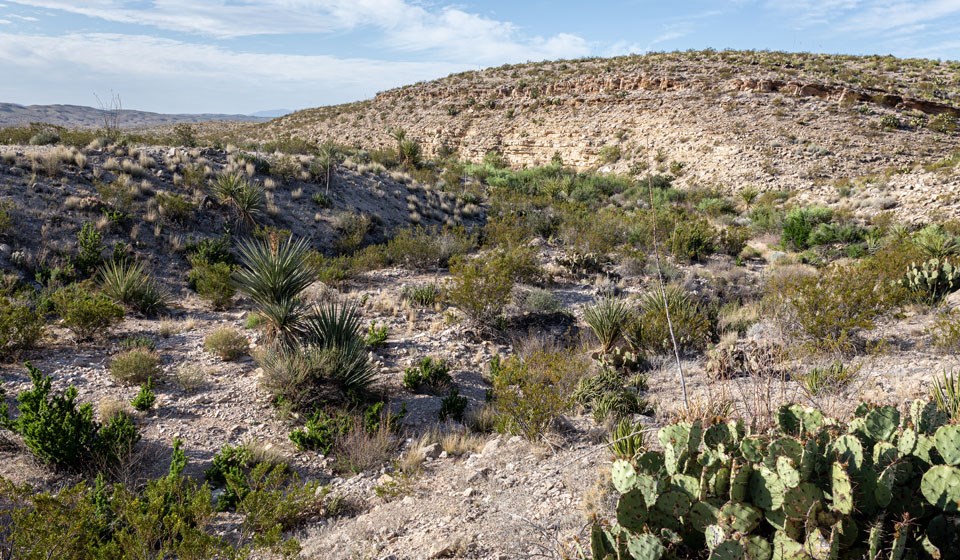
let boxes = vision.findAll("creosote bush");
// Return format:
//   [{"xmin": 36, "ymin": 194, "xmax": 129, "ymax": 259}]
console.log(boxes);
[
  {"xmin": 402, "ymin": 357, "xmax": 452, "ymax": 393},
  {"xmin": 52, "ymin": 283, "xmax": 124, "ymax": 340},
  {"xmin": 0, "ymin": 297, "xmax": 44, "ymax": 361},
  {"xmin": 447, "ymin": 250, "xmax": 519, "ymax": 327}
]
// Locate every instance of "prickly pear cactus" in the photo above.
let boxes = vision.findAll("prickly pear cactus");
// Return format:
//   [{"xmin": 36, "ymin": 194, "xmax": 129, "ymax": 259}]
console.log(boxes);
[
  {"xmin": 933, "ymin": 424, "xmax": 960, "ymax": 466},
  {"xmin": 921, "ymin": 465, "xmax": 960, "ymax": 513}
]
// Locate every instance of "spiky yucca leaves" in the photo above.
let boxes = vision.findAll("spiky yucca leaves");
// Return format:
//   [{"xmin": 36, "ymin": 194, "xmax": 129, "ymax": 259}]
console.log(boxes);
[
  {"xmin": 913, "ymin": 225, "xmax": 960, "ymax": 259},
  {"xmin": 233, "ymin": 236, "xmax": 315, "ymax": 342},
  {"xmin": 211, "ymin": 173, "xmax": 264, "ymax": 229},
  {"xmin": 583, "ymin": 297, "xmax": 633, "ymax": 354},
  {"xmin": 302, "ymin": 301, "xmax": 375, "ymax": 395},
  {"xmin": 637, "ymin": 285, "xmax": 713, "ymax": 355},
  {"xmin": 932, "ymin": 370, "xmax": 960, "ymax": 420},
  {"xmin": 96, "ymin": 259, "xmax": 168, "ymax": 316}
]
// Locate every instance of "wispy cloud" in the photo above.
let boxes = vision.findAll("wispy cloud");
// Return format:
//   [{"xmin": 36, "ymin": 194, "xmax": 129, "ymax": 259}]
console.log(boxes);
[
  {"xmin": 764, "ymin": 0, "xmax": 861, "ymax": 27},
  {"xmin": 6, "ymin": 0, "xmax": 591, "ymax": 64},
  {"xmin": 843, "ymin": 0, "xmax": 960, "ymax": 32},
  {"xmin": 0, "ymin": 32, "xmax": 465, "ymax": 112}
]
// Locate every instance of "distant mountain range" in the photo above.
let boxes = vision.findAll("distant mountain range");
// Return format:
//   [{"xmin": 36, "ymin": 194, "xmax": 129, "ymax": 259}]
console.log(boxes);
[{"xmin": 0, "ymin": 103, "xmax": 275, "ymax": 128}]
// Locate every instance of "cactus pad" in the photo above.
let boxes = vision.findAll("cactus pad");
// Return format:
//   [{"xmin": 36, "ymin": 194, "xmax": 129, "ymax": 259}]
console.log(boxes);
[
  {"xmin": 689, "ymin": 500, "xmax": 721, "ymax": 533},
  {"xmin": 864, "ymin": 406, "xmax": 900, "ymax": 442},
  {"xmin": 831, "ymin": 435, "xmax": 864, "ymax": 474},
  {"xmin": 709, "ymin": 540, "xmax": 745, "ymax": 560},
  {"xmin": 655, "ymin": 489, "xmax": 692, "ymax": 517},
  {"xmin": 626, "ymin": 533, "xmax": 664, "ymax": 560},
  {"xmin": 920, "ymin": 464, "xmax": 960, "ymax": 513},
  {"xmin": 705, "ymin": 423, "xmax": 734, "ymax": 449},
  {"xmin": 741, "ymin": 437, "xmax": 766, "ymax": 463},
  {"xmin": 731, "ymin": 460, "xmax": 752, "ymax": 503},
  {"xmin": 612, "ymin": 460, "xmax": 638, "ymax": 493},
  {"xmin": 750, "ymin": 466, "xmax": 785, "ymax": 511},
  {"xmin": 765, "ymin": 438, "xmax": 804, "ymax": 470},
  {"xmin": 782, "ymin": 482, "xmax": 822, "ymax": 519},
  {"xmin": 831, "ymin": 462, "xmax": 854, "ymax": 515},
  {"xmin": 776, "ymin": 456, "xmax": 801, "ymax": 489},
  {"xmin": 933, "ymin": 424, "xmax": 960, "ymax": 466},
  {"xmin": 616, "ymin": 488, "xmax": 649, "ymax": 531},
  {"xmin": 719, "ymin": 502, "xmax": 762, "ymax": 533},
  {"xmin": 772, "ymin": 531, "xmax": 807, "ymax": 560},
  {"xmin": 898, "ymin": 428, "xmax": 917, "ymax": 456}
]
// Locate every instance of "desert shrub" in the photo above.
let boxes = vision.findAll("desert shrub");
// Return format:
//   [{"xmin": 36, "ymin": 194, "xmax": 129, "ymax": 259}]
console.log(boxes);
[
  {"xmin": 447, "ymin": 251, "xmax": 516, "ymax": 327},
  {"xmin": 781, "ymin": 205, "xmax": 833, "ymax": 250},
  {"xmin": 188, "ymin": 261, "xmax": 236, "ymax": 309},
  {"xmin": 29, "ymin": 130, "xmax": 59, "ymax": 145},
  {"xmin": 384, "ymin": 226, "xmax": 477, "ymax": 270},
  {"xmin": 583, "ymin": 297, "xmax": 633, "ymax": 354},
  {"xmin": 289, "ymin": 408, "xmax": 351, "ymax": 454},
  {"xmin": 518, "ymin": 287, "xmax": 563, "ymax": 314},
  {"xmin": 438, "ymin": 388, "xmax": 468, "ymax": 422},
  {"xmin": 766, "ymin": 262, "xmax": 899, "ymax": 352},
  {"xmin": 928, "ymin": 113, "xmax": 958, "ymax": 133},
  {"xmin": 636, "ymin": 286, "xmax": 713, "ymax": 355},
  {"xmin": 0, "ymin": 199, "xmax": 14, "ymax": 234},
  {"xmin": 748, "ymin": 203, "xmax": 783, "ymax": 233},
  {"xmin": 155, "ymin": 192, "xmax": 194, "ymax": 225},
  {"xmin": 52, "ymin": 283, "xmax": 124, "ymax": 339},
  {"xmin": 796, "ymin": 361, "xmax": 859, "ymax": 396},
  {"xmin": 109, "ymin": 349, "xmax": 161, "ymax": 386},
  {"xmin": 899, "ymin": 258, "xmax": 960, "ymax": 305},
  {"xmin": 1, "ymin": 362, "xmax": 139, "ymax": 471},
  {"xmin": 188, "ymin": 235, "xmax": 233, "ymax": 266},
  {"xmin": 131, "ymin": 378, "xmax": 156, "ymax": 411},
  {"xmin": 204, "ymin": 327, "xmax": 248, "ymax": 361},
  {"xmin": 364, "ymin": 322, "xmax": 388, "ymax": 348},
  {"xmin": 572, "ymin": 367, "xmax": 650, "ymax": 423},
  {"xmin": 598, "ymin": 144, "xmax": 621, "ymax": 164},
  {"xmin": 97, "ymin": 260, "xmax": 168, "ymax": 316},
  {"xmin": 75, "ymin": 222, "xmax": 104, "ymax": 275},
  {"xmin": 931, "ymin": 310, "xmax": 960, "ymax": 353},
  {"xmin": 0, "ymin": 298, "xmax": 44, "ymax": 361},
  {"xmin": 401, "ymin": 283, "xmax": 442, "ymax": 307},
  {"xmin": 668, "ymin": 217, "xmax": 717, "ymax": 262},
  {"xmin": 596, "ymin": 400, "xmax": 960, "ymax": 560},
  {"xmin": 807, "ymin": 221, "xmax": 866, "ymax": 246},
  {"xmin": 489, "ymin": 349, "xmax": 587, "ymax": 440},
  {"xmin": 717, "ymin": 225, "xmax": 751, "ymax": 257},
  {"xmin": 233, "ymin": 236, "xmax": 315, "ymax": 342},
  {"xmin": 402, "ymin": 357, "xmax": 452, "ymax": 393},
  {"xmin": 332, "ymin": 212, "xmax": 371, "ymax": 255}
]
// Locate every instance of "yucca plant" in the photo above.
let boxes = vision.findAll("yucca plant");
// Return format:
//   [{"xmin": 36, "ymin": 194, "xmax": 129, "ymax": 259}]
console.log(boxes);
[
  {"xmin": 302, "ymin": 301, "xmax": 375, "ymax": 395},
  {"xmin": 913, "ymin": 225, "xmax": 960, "ymax": 259},
  {"xmin": 212, "ymin": 173, "xmax": 264, "ymax": 229},
  {"xmin": 608, "ymin": 417, "xmax": 645, "ymax": 461},
  {"xmin": 97, "ymin": 259, "xmax": 168, "ymax": 316},
  {"xmin": 583, "ymin": 297, "xmax": 633, "ymax": 354},
  {"xmin": 232, "ymin": 236, "xmax": 315, "ymax": 342},
  {"xmin": 932, "ymin": 369, "xmax": 960, "ymax": 420}
]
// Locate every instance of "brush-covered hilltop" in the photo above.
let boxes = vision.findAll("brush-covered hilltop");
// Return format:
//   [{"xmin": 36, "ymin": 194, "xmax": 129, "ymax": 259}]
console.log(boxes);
[{"xmin": 244, "ymin": 50, "xmax": 960, "ymax": 219}]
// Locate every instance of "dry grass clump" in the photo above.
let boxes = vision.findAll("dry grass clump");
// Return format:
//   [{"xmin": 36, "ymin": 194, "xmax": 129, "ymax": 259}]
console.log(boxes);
[
  {"xmin": 174, "ymin": 363, "xmax": 208, "ymax": 392},
  {"xmin": 203, "ymin": 327, "xmax": 248, "ymax": 361},
  {"xmin": 109, "ymin": 349, "xmax": 161, "ymax": 385}
]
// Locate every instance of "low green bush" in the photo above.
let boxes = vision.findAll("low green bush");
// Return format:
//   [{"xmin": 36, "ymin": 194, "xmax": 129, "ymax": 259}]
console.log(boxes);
[
  {"xmin": 572, "ymin": 368, "xmax": 651, "ymax": 423},
  {"xmin": 438, "ymin": 388, "xmax": 468, "ymax": 422},
  {"xmin": 447, "ymin": 251, "xmax": 517, "ymax": 327},
  {"xmin": 364, "ymin": 322, "xmax": 388, "ymax": 348},
  {"xmin": 595, "ymin": 400, "xmax": 960, "ymax": 560},
  {"xmin": 401, "ymin": 283, "xmax": 442, "ymax": 307},
  {"xmin": 0, "ymin": 297, "xmax": 44, "ymax": 361},
  {"xmin": 131, "ymin": 378, "xmax": 156, "ymax": 411},
  {"xmin": 384, "ymin": 226, "xmax": 477, "ymax": 270},
  {"xmin": 52, "ymin": 283, "xmax": 124, "ymax": 340},
  {"xmin": 189, "ymin": 261, "xmax": 236, "ymax": 309},
  {"xmin": 1, "ymin": 362, "xmax": 139, "ymax": 471},
  {"xmin": 781, "ymin": 206, "xmax": 833, "ymax": 250},
  {"xmin": 668, "ymin": 217, "xmax": 717, "ymax": 262},
  {"xmin": 403, "ymin": 357, "xmax": 452, "ymax": 393}
]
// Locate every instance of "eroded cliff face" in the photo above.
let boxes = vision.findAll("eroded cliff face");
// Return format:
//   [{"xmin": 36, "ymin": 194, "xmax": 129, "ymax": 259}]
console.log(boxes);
[{"xmin": 256, "ymin": 52, "xmax": 960, "ymax": 219}]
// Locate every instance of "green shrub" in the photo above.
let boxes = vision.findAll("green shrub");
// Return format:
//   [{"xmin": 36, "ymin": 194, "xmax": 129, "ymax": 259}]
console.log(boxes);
[
  {"xmin": 636, "ymin": 286, "xmax": 713, "ymax": 355},
  {"xmin": 489, "ymin": 350, "xmax": 587, "ymax": 440},
  {"xmin": 109, "ymin": 349, "xmax": 161, "ymax": 386},
  {"xmin": 204, "ymin": 327, "xmax": 248, "ymax": 361},
  {"xmin": 668, "ymin": 217, "xmax": 717, "ymax": 262},
  {"xmin": 29, "ymin": 130, "xmax": 59, "ymax": 145},
  {"xmin": 52, "ymin": 284, "xmax": 124, "ymax": 340},
  {"xmin": 187, "ymin": 235, "xmax": 233, "ymax": 266},
  {"xmin": 233, "ymin": 236, "xmax": 315, "ymax": 342},
  {"xmin": 97, "ymin": 260, "xmax": 168, "ymax": 315},
  {"xmin": 1, "ymin": 362, "xmax": 139, "ymax": 471},
  {"xmin": 155, "ymin": 192, "xmax": 194, "ymax": 225},
  {"xmin": 384, "ymin": 226, "xmax": 477, "ymax": 270},
  {"xmin": 595, "ymin": 399, "xmax": 960, "ymax": 560},
  {"xmin": 188, "ymin": 261, "xmax": 236, "ymax": 309},
  {"xmin": 717, "ymin": 225, "xmax": 751, "ymax": 257},
  {"xmin": 289, "ymin": 408, "xmax": 350, "ymax": 454},
  {"xmin": 438, "ymin": 388, "xmax": 468, "ymax": 422},
  {"xmin": 447, "ymin": 251, "xmax": 516, "ymax": 327},
  {"xmin": 131, "ymin": 378, "xmax": 156, "ymax": 411},
  {"xmin": 332, "ymin": 212, "xmax": 371, "ymax": 255},
  {"xmin": 364, "ymin": 322, "xmax": 388, "ymax": 348},
  {"xmin": 403, "ymin": 357, "xmax": 452, "ymax": 393},
  {"xmin": 75, "ymin": 222, "xmax": 104, "ymax": 275},
  {"xmin": 781, "ymin": 206, "xmax": 833, "ymax": 250},
  {"xmin": 913, "ymin": 225, "xmax": 960, "ymax": 259},
  {"xmin": 931, "ymin": 310, "xmax": 960, "ymax": 353},
  {"xmin": 0, "ymin": 298, "xmax": 44, "ymax": 361},
  {"xmin": 520, "ymin": 287, "xmax": 563, "ymax": 314}
]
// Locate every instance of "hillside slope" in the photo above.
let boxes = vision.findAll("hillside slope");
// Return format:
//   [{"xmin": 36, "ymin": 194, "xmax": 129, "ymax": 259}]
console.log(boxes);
[
  {"xmin": 0, "ymin": 102, "xmax": 268, "ymax": 128},
  {"xmin": 253, "ymin": 50, "xmax": 960, "ymax": 219}
]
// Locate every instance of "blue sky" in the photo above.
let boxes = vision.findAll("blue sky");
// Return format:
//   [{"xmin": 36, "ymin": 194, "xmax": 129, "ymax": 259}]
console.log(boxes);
[{"xmin": 1, "ymin": 1, "xmax": 959, "ymax": 115}]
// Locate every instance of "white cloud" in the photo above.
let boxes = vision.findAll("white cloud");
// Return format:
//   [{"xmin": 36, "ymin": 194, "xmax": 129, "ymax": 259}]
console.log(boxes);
[
  {"xmin": 0, "ymin": 31, "xmax": 466, "ymax": 112},
  {"xmin": 0, "ymin": 19, "xmax": 9, "ymax": 24},
  {"xmin": 764, "ymin": 0, "xmax": 862, "ymax": 27},
  {"xmin": 844, "ymin": 0, "xmax": 960, "ymax": 32},
  {"xmin": 6, "ymin": 0, "xmax": 592, "ymax": 64}
]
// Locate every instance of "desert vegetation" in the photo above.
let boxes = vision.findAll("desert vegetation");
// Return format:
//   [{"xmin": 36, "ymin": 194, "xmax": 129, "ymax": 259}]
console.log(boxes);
[{"xmin": 2, "ymin": 49, "xmax": 960, "ymax": 558}]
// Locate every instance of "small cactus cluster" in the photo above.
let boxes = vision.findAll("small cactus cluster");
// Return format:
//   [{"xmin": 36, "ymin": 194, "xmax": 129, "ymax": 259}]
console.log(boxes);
[
  {"xmin": 594, "ymin": 400, "xmax": 960, "ymax": 559},
  {"xmin": 899, "ymin": 258, "xmax": 960, "ymax": 305}
]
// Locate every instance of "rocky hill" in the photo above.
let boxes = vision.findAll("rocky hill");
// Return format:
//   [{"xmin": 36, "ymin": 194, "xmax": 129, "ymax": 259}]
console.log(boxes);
[
  {"xmin": 0, "ymin": 102, "xmax": 268, "ymax": 129},
  {"xmin": 248, "ymin": 50, "xmax": 960, "ymax": 220}
]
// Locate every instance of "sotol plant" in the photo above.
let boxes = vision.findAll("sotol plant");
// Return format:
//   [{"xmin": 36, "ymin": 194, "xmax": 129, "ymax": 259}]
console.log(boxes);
[{"xmin": 595, "ymin": 400, "xmax": 960, "ymax": 560}]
